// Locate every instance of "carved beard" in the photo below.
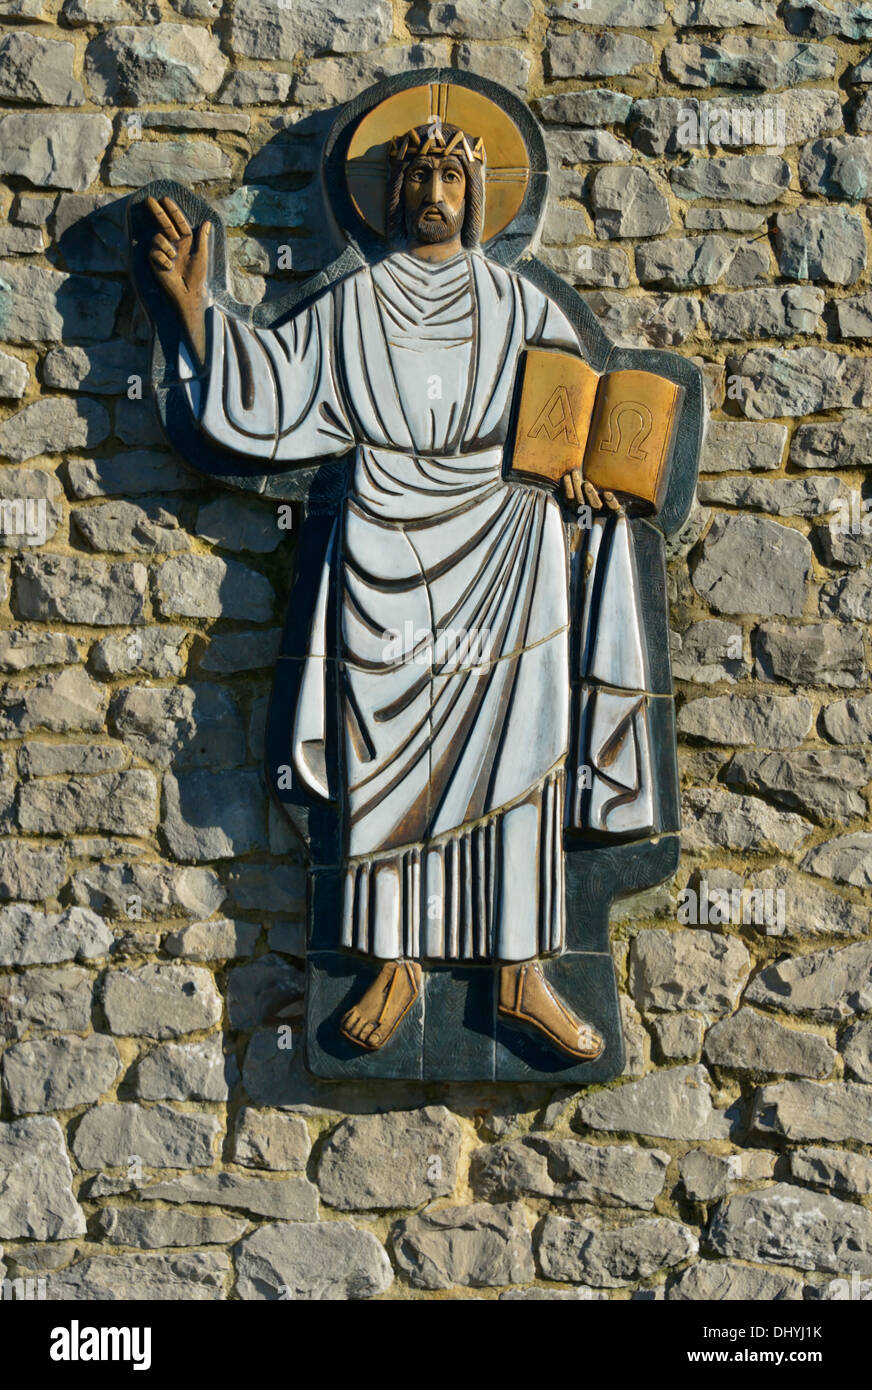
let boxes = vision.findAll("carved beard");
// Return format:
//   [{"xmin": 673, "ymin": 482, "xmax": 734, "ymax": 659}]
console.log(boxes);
[{"xmin": 408, "ymin": 199, "xmax": 465, "ymax": 244}]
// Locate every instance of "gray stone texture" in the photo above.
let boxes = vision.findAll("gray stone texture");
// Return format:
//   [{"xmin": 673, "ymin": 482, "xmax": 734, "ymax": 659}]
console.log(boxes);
[
  {"xmin": 70, "ymin": 861, "xmax": 224, "ymax": 919},
  {"xmin": 138, "ymin": 1173, "xmax": 318, "ymax": 1221},
  {"xmin": 708, "ymin": 1183, "xmax": 872, "ymax": 1274},
  {"xmin": 161, "ymin": 769, "xmax": 267, "ymax": 861},
  {"xmin": 791, "ymin": 415, "xmax": 872, "ymax": 469},
  {"xmin": 0, "ymin": 31, "xmax": 83, "ymax": 105},
  {"xmin": 629, "ymin": 929, "xmax": 751, "ymax": 1015},
  {"xmin": 0, "ymin": 0, "xmax": 869, "ymax": 1306},
  {"xmin": 840, "ymin": 1020, "xmax": 872, "ymax": 1083},
  {"xmin": 86, "ymin": 25, "xmax": 227, "ymax": 104},
  {"xmin": 691, "ymin": 514, "xmax": 812, "ymax": 617},
  {"xmin": 699, "ymin": 420, "xmax": 787, "ymax": 474},
  {"xmin": 790, "ymin": 1146, "xmax": 872, "ymax": 1197},
  {"xmin": 0, "ymin": 112, "xmax": 111, "ymax": 190},
  {"xmin": 752, "ymin": 1080, "xmax": 872, "ymax": 1143},
  {"xmin": 2, "ymin": 1033, "xmax": 122, "ymax": 1114},
  {"xmin": 235, "ymin": 1221, "xmax": 392, "ymax": 1300},
  {"xmin": 745, "ymin": 941, "xmax": 872, "ymax": 1020},
  {"xmin": 672, "ymin": 155, "xmax": 790, "ymax": 205},
  {"xmin": 230, "ymin": 0, "xmax": 392, "ymax": 58},
  {"xmin": 134, "ymin": 1036, "xmax": 238, "ymax": 1102},
  {"xmin": 704, "ymin": 1008, "xmax": 836, "ymax": 1078},
  {"xmin": 677, "ymin": 693, "xmax": 813, "ymax": 747},
  {"xmin": 802, "ymin": 834, "xmax": 872, "ymax": 888},
  {"xmin": 153, "ymin": 554, "xmax": 274, "ymax": 621},
  {"xmin": 0, "ymin": 1116, "xmax": 85, "ymax": 1239},
  {"xmin": 71, "ymin": 1101, "xmax": 219, "ymax": 1168},
  {"xmin": 538, "ymin": 1213, "xmax": 697, "ymax": 1287},
  {"xmin": 0, "ymin": 966, "xmax": 93, "ymax": 1040},
  {"xmin": 546, "ymin": 32, "xmax": 654, "ymax": 80},
  {"xmin": 577, "ymin": 1066, "xmax": 729, "ymax": 1141},
  {"xmin": 679, "ymin": 1148, "xmax": 776, "ymax": 1202},
  {"xmin": 775, "ymin": 207, "xmax": 867, "ymax": 285},
  {"xmin": 0, "ymin": 397, "xmax": 110, "ymax": 462},
  {"xmin": 0, "ymin": 903, "xmax": 111, "ymax": 965},
  {"xmin": 665, "ymin": 37, "xmax": 836, "ymax": 88},
  {"xmin": 102, "ymin": 964, "xmax": 222, "ymax": 1037},
  {"xmin": 317, "ymin": 1106, "xmax": 461, "ymax": 1210},
  {"xmin": 47, "ymin": 1252, "xmax": 229, "ymax": 1300},
  {"xmin": 97, "ymin": 1206, "xmax": 246, "ymax": 1248},
  {"xmin": 756, "ymin": 622, "xmax": 865, "ymax": 689},
  {"xmin": 725, "ymin": 748, "xmax": 871, "ymax": 822},
  {"xmin": 392, "ymin": 1203, "xmax": 535, "ymax": 1289},
  {"xmin": 227, "ymin": 953, "xmax": 304, "ymax": 1028},
  {"xmin": 471, "ymin": 1138, "xmax": 669, "ymax": 1209},
  {"xmin": 18, "ymin": 770, "xmax": 158, "ymax": 836},
  {"xmin": 590, "ymin": 167, "xmax": 671, "ymax": 239},
  {"xmin": 232, "ymin": 1109, "xmax": 310, "ymax": 1171},
  {"xmin": 668, "ymin": 1261, "xmax": 803, "ymax": 1300},
  {"xmin": 15, "ymin": 555, "xmax": 146, "ymax": 625}
]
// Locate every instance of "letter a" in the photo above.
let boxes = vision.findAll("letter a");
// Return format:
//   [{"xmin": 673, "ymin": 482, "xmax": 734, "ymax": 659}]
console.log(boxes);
[
  {"xmin": 50, "ymin": 1328, "xmax": 70, "ymax": 1362},
  {"xmin": 528, "ymin": 385, "xmax": 579, "ymax": 445}
]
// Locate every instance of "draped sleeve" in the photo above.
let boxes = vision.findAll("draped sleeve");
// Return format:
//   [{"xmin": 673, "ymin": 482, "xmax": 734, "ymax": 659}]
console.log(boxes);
[
  {"xmin": 519, "ymin": 276, "xmax": 584, "ymax": 355},
  {"xmin": 181, "ymin": 288, "xmax": 355, "ymax": 463}
]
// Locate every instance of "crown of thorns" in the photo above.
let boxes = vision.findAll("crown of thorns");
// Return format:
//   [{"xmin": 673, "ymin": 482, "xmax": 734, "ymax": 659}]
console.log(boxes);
[{"xmin": 389, "ymin": 122, "xmax": 485, "ymax": 165}]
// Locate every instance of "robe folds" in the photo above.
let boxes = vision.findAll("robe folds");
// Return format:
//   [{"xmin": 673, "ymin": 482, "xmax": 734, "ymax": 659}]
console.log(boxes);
[{"xmin": 182, "ymin": 249, "xmax": 656, "ymax": 963}]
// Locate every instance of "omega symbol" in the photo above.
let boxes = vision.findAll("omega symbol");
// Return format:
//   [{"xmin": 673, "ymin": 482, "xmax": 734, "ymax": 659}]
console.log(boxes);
[{"xmin": 598, "ymin": 400, "xmax": 653, "ymax": 461}]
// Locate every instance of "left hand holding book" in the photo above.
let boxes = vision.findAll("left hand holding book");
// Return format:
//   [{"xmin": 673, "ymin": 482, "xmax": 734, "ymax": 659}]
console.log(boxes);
[
  {"xmin": 511, "ymin": 348, "xmax": 683, "ymax": 516},
  {"xmin": 561, "ymin": 470, "xmax": 624, "ymax": 515}
]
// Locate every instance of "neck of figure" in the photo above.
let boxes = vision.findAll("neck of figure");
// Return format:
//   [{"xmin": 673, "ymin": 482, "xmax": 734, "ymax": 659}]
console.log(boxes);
[{"xmin": 407, "ymin": 233, "xmax": 464, "ymax": 263}]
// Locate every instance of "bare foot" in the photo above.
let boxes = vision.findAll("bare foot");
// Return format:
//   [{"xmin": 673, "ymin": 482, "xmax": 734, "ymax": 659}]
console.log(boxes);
[
  {"xmin": 340, "ymin": 961, "xmax": 422, "ymax": 1052},
  {"xmin": 499, "ymin": 962, "xmax": 603, "ymax": 1060}
]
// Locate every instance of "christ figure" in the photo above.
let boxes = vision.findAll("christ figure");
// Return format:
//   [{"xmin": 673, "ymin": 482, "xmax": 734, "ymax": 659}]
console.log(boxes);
[{"xmin": 144, "ymin": 118, "xmax": 637, "ymax": 1063}]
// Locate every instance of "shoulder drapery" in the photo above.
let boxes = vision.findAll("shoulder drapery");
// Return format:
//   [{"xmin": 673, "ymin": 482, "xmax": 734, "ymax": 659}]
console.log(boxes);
[
  {"xmin": 180, "ymin": 295, "xmax": 355, "ymax": 462},
  {"xmin": 180, "ymin": 255, "xmax": 583, "ymax": 465}
]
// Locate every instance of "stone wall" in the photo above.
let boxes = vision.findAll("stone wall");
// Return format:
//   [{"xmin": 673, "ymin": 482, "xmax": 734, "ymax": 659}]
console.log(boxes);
[{"xmin": 0, "ymin": 0, "xmax": 870, "ymax": 1301}]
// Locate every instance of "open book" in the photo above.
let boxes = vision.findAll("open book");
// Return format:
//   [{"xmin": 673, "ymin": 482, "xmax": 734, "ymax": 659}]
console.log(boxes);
[{"xmin": 511, "ymin": 348, "xmax": 683, "ymax": 514}]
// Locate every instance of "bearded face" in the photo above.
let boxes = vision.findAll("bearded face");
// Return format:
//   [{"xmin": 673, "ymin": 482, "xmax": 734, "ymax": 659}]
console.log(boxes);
[{"xmin": 402, "ymin": 154, "xmax": 467, "ymax": 245}]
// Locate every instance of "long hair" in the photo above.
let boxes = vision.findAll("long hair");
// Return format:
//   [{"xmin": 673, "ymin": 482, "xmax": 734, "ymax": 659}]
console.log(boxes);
[{"xmin": 386, "ymin": 123, "xmax": 485, "ymax": 250}]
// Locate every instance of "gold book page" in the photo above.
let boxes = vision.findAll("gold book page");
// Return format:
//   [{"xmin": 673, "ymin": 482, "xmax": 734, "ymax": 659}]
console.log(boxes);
[
  {"xmin": 511, "ymin": 348, "xmax": 600, "ymax": 485},
  {"xmin": 582, "ymin": 369, "xmax": 682, "ymax": 512}
]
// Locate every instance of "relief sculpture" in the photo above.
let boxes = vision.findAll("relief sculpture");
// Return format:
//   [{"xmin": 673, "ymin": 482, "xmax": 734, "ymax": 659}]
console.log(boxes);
[{"xmin": 129, "ymin": 71, "xmax": 704, "ymax": 1083}]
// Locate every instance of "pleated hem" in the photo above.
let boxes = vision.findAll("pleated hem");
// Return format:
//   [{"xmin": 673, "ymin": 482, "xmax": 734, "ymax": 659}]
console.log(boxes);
[{"xmin": 340, "ymin": 770, "xmax": 565, "ymax": 962}]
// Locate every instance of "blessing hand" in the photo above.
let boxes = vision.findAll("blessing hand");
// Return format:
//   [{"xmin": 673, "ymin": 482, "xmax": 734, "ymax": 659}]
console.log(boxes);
[{"xmin": 146, "ymin": 194, "xmax": 211, "ymax": 367}]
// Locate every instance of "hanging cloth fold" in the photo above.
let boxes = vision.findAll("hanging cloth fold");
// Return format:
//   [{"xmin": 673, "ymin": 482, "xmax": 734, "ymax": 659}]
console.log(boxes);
[
  {"xmin": 570, "ymin": 512, "xmax": 658, "ymax": 837},
  {"xmin": 292, "ymin": 521, "xmax": 337, "ymax": 802}
]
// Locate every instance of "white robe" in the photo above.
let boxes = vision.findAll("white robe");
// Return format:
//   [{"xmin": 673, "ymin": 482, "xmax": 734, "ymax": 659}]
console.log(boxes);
[{"xmin": 183, "ymin": 249, "xmax": 651, "ymax": 962}]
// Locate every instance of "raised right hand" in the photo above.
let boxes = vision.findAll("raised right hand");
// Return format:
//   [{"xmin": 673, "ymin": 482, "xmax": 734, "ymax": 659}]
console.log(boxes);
[{"xmin": 146, "ymin": 194, "xmax": 210, "ymax": 365}]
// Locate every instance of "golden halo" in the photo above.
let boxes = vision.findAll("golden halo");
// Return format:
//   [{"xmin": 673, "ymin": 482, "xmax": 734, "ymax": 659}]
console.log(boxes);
[{"xmin": 345, "ymin": 81, "xmax": 530, "ymax": 244}]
